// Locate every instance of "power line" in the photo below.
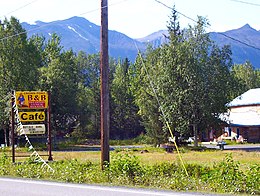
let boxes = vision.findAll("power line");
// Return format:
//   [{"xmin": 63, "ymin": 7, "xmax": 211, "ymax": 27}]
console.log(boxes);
[
  {"xmin": 154, "ymin": 0, "xmax": 197, "ymax": 23},
  {"xmin": 1, "ymin": 0, "xmax": 39, "ymax": 19},
  {"xmin": 153, "ymin": 0, "xmax": 260, "ymax": 52},
  {"xmin": 0, "ymin": 0, "xmax": 129, "ymax": 42},
  {"xmin": 230, "ymin": 0, "xmax": 260, "ymax": 7}
]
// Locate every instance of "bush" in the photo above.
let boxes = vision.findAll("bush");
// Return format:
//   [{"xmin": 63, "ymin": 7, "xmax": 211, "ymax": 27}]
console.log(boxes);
[
  {"xmin": 245, "ymin": 164, "xmax": 260, "ymax": 195},
  {"xmin": 0, "ymin": 151, "xmax": 259, "ymax": 195},
  {"xmin": 107, "ymin": 153, "xmax": 144, "ymax": 183},
  {"xmin": 205, "ymin": 154, "xmax": 247, "ymax": 194}
]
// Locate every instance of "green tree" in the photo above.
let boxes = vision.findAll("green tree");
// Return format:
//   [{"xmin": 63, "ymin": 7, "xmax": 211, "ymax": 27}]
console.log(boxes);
[
  {"xmin": 131, "ymin": 47, "xmax": 165, "ymax": 145},
  {"xmin": 0, "ymin": 17, "xmax": 40, "ymax": 91},
  {"xmin": 231, "ymin": 61, "xmax": 260, "ymax": 97},
  {"xmin": 110, "ymin": 58, "xmax": 142, "ymax": 139},
  {"xmin": 74, "ymin": 52, "xmax": 101, "ymax": 138},
  {"xmin": 0, "ymin": 17, "xmax": 41, "ymax": 144},
  {"xmin": 39, "ymin": 34, "xmax": 80, "ymax": 135},
  {"xmin": 133, "ymin": 12, "xmax": 233, "ymax": 146},
  {"xmin": 160, "ymin": 17, "xmax": 233, "ymax": 145}
]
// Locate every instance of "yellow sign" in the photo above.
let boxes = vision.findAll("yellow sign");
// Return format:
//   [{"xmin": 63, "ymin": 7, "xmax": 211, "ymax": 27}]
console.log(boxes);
[
  {"xmin": 19, "ymin": 111, "xmax": 46, "ymax": 122},
  {"xmin": 15, "ymin": 91, "xmax": 48, "ymax": 109},
  {"xmin": 20, "ymin": 124, "xmax": 46, "ymax": 135}
]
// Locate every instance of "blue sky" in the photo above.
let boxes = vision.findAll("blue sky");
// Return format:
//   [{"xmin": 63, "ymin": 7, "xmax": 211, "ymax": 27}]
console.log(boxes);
[{"xmin": 1, "ymin": 0, "xmax": 259, "ymax": 38}]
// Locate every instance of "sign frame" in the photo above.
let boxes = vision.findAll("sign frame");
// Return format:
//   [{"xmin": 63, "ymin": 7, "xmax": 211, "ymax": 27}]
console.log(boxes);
[{"xmin": 15, "ymin": 91, "xmax": 48, "ymax": 109}]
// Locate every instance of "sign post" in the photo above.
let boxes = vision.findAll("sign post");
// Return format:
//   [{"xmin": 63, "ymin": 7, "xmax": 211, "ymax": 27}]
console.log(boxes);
[
  {"xmin": 11, "ymin": 91, "xmax": 15, "ymax": 163},
  {"xmin": 12, "ymin": 91, "xmax": 52, "ymax": 162},
  {"xmin": 47, "ymin": 91, "xmax": 52, "ymax": 161}
]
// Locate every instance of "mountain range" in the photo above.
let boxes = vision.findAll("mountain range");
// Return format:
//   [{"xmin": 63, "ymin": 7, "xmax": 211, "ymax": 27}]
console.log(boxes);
[{"xmin": 22, "ymin": 16, "xmax": 260, "ymax": 68}]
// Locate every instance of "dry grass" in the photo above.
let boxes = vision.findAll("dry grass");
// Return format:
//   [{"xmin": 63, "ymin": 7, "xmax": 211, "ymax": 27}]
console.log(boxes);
[
  {"xmin": 4, "ymin": 147, "xmax": 260, "ymax": 167},
  {"xmin": 129, "ymin": 150, "xmax": 260, "ymax": 167}
]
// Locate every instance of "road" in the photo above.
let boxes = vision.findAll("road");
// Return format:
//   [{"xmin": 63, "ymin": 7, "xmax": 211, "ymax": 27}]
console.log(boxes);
[{"xmin": 0, "ymin": 177, "xmax": 220, "ymax": 196}]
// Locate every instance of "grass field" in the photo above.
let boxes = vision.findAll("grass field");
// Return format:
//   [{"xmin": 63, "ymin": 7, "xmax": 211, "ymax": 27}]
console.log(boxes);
[
  {"xmin": 7, "ymin": 145, "xmax": 260, "ymax": 167},
  {"xmin": 1, "ymin": 145, "xmax": 259, "ymax": 195}
]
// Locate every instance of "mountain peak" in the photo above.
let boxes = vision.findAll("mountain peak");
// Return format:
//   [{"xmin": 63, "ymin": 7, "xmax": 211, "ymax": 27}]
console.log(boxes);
[
  {"xmin": 238, "ymin": 24, "xmax": 257, "ymax": 32},
  {"xmin": 241, "ymin": 24, "xmax": 251, "ymax": 29}
]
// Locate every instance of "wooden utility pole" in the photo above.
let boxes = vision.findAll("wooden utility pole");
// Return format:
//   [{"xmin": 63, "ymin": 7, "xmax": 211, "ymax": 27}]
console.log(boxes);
[{"xmin": 100, "ymin": 0, "xmax": 110, "ymax": 169}]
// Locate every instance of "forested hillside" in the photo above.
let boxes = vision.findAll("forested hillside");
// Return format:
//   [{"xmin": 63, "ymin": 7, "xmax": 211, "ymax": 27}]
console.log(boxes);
[{"xmin": 1, "ymin": 11, "xmax": 260, "ymax": 145}]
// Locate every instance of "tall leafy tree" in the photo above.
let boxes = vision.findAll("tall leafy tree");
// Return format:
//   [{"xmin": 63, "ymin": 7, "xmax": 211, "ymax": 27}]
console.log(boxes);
[
  {"xmin": 159, "ymin": 16, "xmax": 233, "ymax": 145},
  {"xmin": 39, "ymin": 34, "xmax": 80, "ymax": 134},
  {"xmin": 74, "ymin": 52, "xmax": 101, "ymax": 138},
  {"xmin": 133, "ymin": 10, "xmax": 234, "ymax": 146},
  {"xmin": 0, "ymin": 17, "xmax": 40, "ymax": 91},
  {"xmin": 0, "ymin": 17, "xmax": 41, "ymax": 144},
  {"xmin": 131, "ymin": 47, "xmax": 166, "ymax": 145},
  {"xmin": 231, "ymin": 61, "xmax": 260, "ymax": 97},
  {"xmin": 110, "ymin": 58, "xmax": 142, "ymax": 139}
]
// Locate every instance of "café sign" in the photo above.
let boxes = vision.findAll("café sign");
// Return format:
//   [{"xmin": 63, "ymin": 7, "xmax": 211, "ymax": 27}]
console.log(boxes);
[{"xmin": 19, "ymin": 111, "xmax": 45, "ymax": 122}]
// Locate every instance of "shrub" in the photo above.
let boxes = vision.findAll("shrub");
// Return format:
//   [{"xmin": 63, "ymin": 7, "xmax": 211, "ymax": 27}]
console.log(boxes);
[
  {"xmin": 245, "ymin": 164, "xmax": 260, "ymax": 195},
  {"xmin": 205, "ymin": 154, "xmax": 247, "ymax": 194},
  {"xmin": 107, "ymin": 153, "xmax": 144, "ymax": 184},
  {"xmin": 0, "ymin": 151, "xmax": 259, "ymax": 195}
]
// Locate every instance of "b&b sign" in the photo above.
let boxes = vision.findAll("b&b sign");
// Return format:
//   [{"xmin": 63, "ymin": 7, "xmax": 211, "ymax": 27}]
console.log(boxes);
[{"xmin": 15, "ymin": 91, "xmax": 48, "ymax": 109}]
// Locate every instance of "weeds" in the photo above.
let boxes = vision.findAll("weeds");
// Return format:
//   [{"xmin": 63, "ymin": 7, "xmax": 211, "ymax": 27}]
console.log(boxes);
[{"xmin": 0, "ymin": 151, "xmax": 259, "ymax": 195}]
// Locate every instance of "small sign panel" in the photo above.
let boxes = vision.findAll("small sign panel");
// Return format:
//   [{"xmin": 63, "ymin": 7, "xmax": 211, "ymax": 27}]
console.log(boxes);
[
  {"xmin": 20, "ymin": 124, "xmax": 46, "ymax": 135},
  {"xmin": 15, "ymin": 91, "xmax": 48, "ymax": 109},
  {"xmin": 19, "ymin": 111, "xmax": 46, "ymax": 122}
]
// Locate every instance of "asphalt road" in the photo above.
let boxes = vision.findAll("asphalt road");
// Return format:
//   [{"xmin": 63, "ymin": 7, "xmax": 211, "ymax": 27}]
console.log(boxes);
[{"xmin": 0, "ymin": 177, "xmax": 221, "ymax": 196}]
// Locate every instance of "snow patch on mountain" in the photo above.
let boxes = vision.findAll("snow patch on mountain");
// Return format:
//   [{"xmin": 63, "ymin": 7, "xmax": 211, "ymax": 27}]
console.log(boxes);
[{"xmin": 68, "ymin": 25, "xmax": 88, "ymax": 41}]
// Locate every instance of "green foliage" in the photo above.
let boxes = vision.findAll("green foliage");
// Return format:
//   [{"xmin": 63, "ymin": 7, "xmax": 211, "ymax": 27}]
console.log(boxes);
[
  {"xmin": 132, "ymin": 13, "xmax": 234, "ymax": 145},
  {"xmin": 245, "ymin": 164, "xmax": 260, "ymax": 195},
  {"xmin": 74, "ymin": 52, "xmax": 101, "ymax": 138},
  {"xmin": 0, "ymin": 17, "xmax": 41, "ymax": 133},
  {"xmin": 0, "ymin": 151, "xmax": 259, "ymax": 194},
  {"xmin": 231, "ymin": 61, "xmax": 260, "ymax": 98},
  {"xmin": 131, "ymin": 48, "xmax": 166, "ymax": 145},
  {"xmin": 205, "ymin": 154, "xmax": 258, "ymax": 194},
  {"xmin": 107, "ymin": 153, "xmax": 144, "ymax": 183},
  {"xmin": 110, "ymin": 58, "xmax": 143, "ymax": 139},
  {"xmin": 0, "ymin": 151, "xmax": 11, "ymax": 175}
]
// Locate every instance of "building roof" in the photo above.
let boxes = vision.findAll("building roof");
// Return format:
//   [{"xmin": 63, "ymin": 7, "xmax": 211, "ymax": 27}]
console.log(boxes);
[{"xmin": 227, "ymin": 88, "xmax": 260, "ymax": 107}]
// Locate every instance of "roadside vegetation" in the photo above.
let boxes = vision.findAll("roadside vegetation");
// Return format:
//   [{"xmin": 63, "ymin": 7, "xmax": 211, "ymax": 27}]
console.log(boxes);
[{"xmin": 1, "ymin": 147, "xmax": 259, "ymax": 195}]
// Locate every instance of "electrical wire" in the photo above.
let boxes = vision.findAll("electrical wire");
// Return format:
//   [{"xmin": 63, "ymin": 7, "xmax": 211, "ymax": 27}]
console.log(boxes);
[
  {"xmin": 1, "ymin": 0, "xmax": 259, "ymax": 52},
  {"xmin": 1, "ymin": 0, "xmax": 39, "ymax": 19},
  {"xmin": 230, "ymin": 0, "xmax": 260, "ymax": 7},
  {"xmin": 154, "ymin": 0, "xmax": 260, "ymax": 52},
  {"xmin": 0, "ymin": 0, "xmax": 129, "ymax": 42}
]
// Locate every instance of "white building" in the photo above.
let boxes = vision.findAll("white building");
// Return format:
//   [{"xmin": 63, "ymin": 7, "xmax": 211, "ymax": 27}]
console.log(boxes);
[{"xmin": 222, "ymin": 88, "xmax": 260, "ymax": 143}]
